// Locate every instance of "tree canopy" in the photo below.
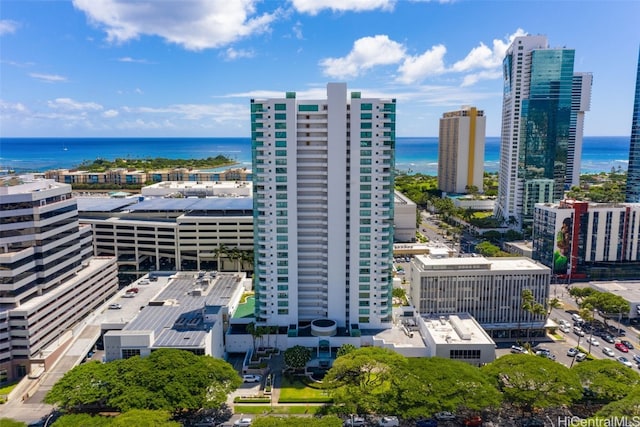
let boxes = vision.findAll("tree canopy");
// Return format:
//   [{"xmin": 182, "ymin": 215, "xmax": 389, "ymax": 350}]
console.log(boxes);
[
  {"xmin": 481, "ymin": 354, "xmax": 582, "ymax": 411},
  {"xmin": 45, "ymin": 349, "xmax": 241, "ymax": 415},
  {"xmin": 51, "ymin": 410, "xmax": 180, "ymax": 427},
  {"xmin": 572, "ymin": 359, "xmax": 640, "ymax": 402},
  {"xmin": 283, "ymin": 345, "xmax": 312, "ymax": 371}
]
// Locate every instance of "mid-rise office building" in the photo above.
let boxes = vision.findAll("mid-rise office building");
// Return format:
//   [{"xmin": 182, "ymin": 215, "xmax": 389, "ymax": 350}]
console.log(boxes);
[
  {"xmin": 409, "ymin": 254, "xmax": 550, "ymax": 339},
  {"xmin": 533, "ymin": 199, "xmax": 640, "ymax": 281},
  {"xmin": 251, "ymin": 83, "xmax": 395, "ymax": 331},
  {"xmin": 438, "ymin": 106, "xmax": 486, "ymax": 194},
  {"xmin": 625, "ymin": 48, "xmax": 640, "ymax": 202},
  {"xmin": 495, "ymin": 35, "xmax": 591, "ymax": 231},
  {"xmin": 0, "ymin": 177, "xmax": 118, "ymax": 382}
]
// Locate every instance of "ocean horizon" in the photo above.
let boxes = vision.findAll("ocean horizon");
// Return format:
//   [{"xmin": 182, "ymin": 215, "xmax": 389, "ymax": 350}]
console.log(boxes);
[{"xmin": 0, "ymin": 136, "xmax": 631, "ymax": 176}]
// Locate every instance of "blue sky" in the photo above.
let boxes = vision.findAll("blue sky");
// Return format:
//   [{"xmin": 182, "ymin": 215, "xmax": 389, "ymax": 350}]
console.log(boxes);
[{"xmin": 1, "ymin": 0, "xmax": 638, "ymax": 138}]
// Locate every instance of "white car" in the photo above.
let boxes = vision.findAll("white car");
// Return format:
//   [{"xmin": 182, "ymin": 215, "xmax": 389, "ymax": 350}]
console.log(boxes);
[
  {"xmin": 567, "ymin": 348, "xmax": 579, "ymax": 357},
  {"xmin": 344, "ymin": 417, "xmax": 366, "ymax": 427},
  {"xmin": 435, "ymin": 412, "xmax": 456, "ymax": 421},
  {"xmin": 573, "ymin": 326, "xmax": 585, "ymax": 336},
  {"xmin": 234, "ymin": 418, "xmax": 253, "ymax": 427},
  {"xmin": 575, "ymin": 352, "xmax": 587, "ymax": 362},
  {"xmin": 108, "ymin": 303, "xmax": 122, "ymax": 309},
  {"xmin": 602, "ymin": 347, "xmax": 615, "ymax": 357},
  {"xmin": 378, "ymin": 416, "xmax": 400, "ymax": 427},
  {"xmin": 559, "ymin": 325, "xmax": 571, "ymax": 333},
  {"xmin": 510, "ymin": 345, "xmax": 527, "ymax": 354},
  {"xmin": 617, "ymin": 356, "xmax": 633, "ymax": 368},
  {"xmin": 587, "ymin": 337, "xmax": 600, "ymax": 347},
  {"xmin": 242, "ymin": 374, "xmax": 262, "ymax": 383}
]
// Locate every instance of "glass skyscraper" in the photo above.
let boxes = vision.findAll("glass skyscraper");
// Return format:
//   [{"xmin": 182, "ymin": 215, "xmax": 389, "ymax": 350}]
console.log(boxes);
[
  {"xmin": 495, "ymin": 35, "xmax": 591, "ymax": 233},
  {"xmin": 625, "ymin": 48, "xmax": 640, "ymax": 202}
]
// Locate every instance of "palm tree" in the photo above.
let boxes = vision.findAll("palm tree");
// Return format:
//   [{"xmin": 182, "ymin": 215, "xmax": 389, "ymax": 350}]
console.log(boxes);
[
  {"xmin": 522, "ymin": 289, "xmax": 546, "ymax": 345},
  {"xmin": 228, "ymin": 247, "xmax": 242, "ymax": 272},
  {"xmin": 215, "ymin": 243, "xmax": 229, "ymax": 271},
  {"xmin": 246, "ymin": 321, "xmax": 262, "ymax": 357}
]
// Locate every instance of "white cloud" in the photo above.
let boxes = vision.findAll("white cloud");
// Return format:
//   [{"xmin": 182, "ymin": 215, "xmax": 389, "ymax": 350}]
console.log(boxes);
[
  {"xmin": 48, "ymin": 98, "xmax": 103, "ymax": 111},
  {"xmin": 0, "ymin": 99, "xmax": 28, "ymax": 113},
  {"xmin": 29, "ymin": 73, "xmax": 68, "ymax": 83},
  {"xmin": 452, "ymin": 28, "xmax": 527, "ymax": 72},
  {"xmin": 0, "ymin": 20, "xmax": 19, "ymax": 35},
  {"xmin": 460, "ymin": 70, "xmax": 502, "ymax": 87},
  {"xmin": 117, "ymin": 56, "xmax": 151, "ymax": 64},
  {"xmin": 320, "ymin": 35, "xmax": 406, "ymax": 78},
  {"xmin": 103, "ymin": 109, "xmax": 119, "ymax": 118},
  {"xmin": 72, "ymin": 0, "xmax": 278, "ymax": 51},
  {"xmin": 123, "ymin": 103, "xmax": 247, "ymax": 122},
  {"xmin": 290, "ymin": 0, "xmax": 395, "ymax": 15},
  {"xmin": 222, "ymin": 47, "xmax": 255, "ymax": 61},
  {"xmin": 396, "ymin": 44, "xmax": 447, "ymax": 84},
  {"xmin": 292, "ymin": 21, "xmax": 303, "ymax": 40}
]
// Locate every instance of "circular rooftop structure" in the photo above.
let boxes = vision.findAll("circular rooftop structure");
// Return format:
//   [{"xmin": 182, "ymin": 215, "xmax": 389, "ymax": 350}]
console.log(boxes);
[{"xmin": 311, "ymin": 318, "xmax": 337, "ymax": 337}]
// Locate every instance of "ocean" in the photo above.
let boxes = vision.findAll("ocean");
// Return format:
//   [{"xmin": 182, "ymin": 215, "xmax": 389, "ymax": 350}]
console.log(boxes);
[{"xmin": 0, "ymin": 136, "xmax": 631, "ymax": 176}]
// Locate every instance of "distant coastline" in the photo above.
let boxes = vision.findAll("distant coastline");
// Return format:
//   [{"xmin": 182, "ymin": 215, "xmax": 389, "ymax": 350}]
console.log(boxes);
[{"xmin": 0, "ymin": 136, "xmax": 630, "ymax": 176}]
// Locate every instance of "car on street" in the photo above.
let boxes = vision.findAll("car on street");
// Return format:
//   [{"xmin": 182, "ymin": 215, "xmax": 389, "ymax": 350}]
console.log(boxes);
[
  {"xmin": 416, "ymin": 419, "xmax": 438, "ymax": 427},
  {"xmin": 587, "ymin": 337, "xmax": 600, "ymax": 346},
  {"xmin": 464, "ymin": 416, "xmax": 483, "ymax": 427},
  {"xmin": 621, "ymin": 340, "xmax": 635, "ymax": 350},
  {"xmin": 617, "ymin": 356, "xmax": 633, "ymax": 368},
  {"xmin": 601, "ymin": 334, "xmax": 615, "ymax": 343},
  {"xmin": 435, "ymin": 412, "xmax": 456, "ymax": 421},
  {"xmin": 632, "ymin": 354, "xmax": 640, "ymax": 364},
  {"xmin": 234, "ymin": 418, "xmax": 253, "ymax": 427},
  {"xmin": 378, "ymin": 416, "xmax": 399, "ymax": 427},
  {"xmin": 511, "ymin": 345, "xmax": 527, "ymax": 354},
  {"xmin": 575, "ymin": 352, "xmax": 587, "ymax": 362},
  {"xmin": 108, "ymin": 303, "xmax": 122, "ymax": 309},
  {"xmin": 571, "ymin": 313, "xmax": 584, "ymax": 323},
  {"xmin": 573, "ymin": 326, "xmax": 585, "ymax": 336},
  {"xmin": 122, "ymin": 292, "xmax": 135, "ymax": 298},
  {"xmin": 559, "ymin": 324, "xmax": 571, "ymax": 333},
  {"xmin": 615, "ymin": 342, "xmax": 629, "ymax": 353},
  {"xmin": 242, "ymin": 374, "xmax": 262, "ymax": 383},
  {"xmin": 344, "ymin": 416, "xmax": 366, "ymax": 427},
  {"xmin": 567, "ymin": 348, "xmax": 579, "ymax": 357},
  {"xmin": 602, "ymin": 347, "xmax": 615, "ymax": 357}
]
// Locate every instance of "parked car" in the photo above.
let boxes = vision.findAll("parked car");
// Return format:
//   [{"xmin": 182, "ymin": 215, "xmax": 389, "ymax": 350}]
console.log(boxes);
[
  {"xmin": 559, "ymin": 324, "xmax": 571, "ymax": 333},
  {"xmin": 435, "ymin": 412, "xmax": 456, "ymax": 421},
  {"xmin": 615, "ymin": 342, "xmax": 629, "ymax": 353},
  {"xmin": 344, "ymin": 417, "xmax": 366, "ymax": 427},
  {"xmin": 621, "ymin": 340, "xmax": 635, "ymax": 350},
  {"xmin": 573, "ymin": 326, "xmax": 585, "ymax": 336},
  {"xmin": 575, "ymin": 352, "xmax": 587, "ymax": 362},
  {"xmin": 571, "ymin": 313, "xmax": 584, "ymax": 323},
  {"xmin": 617, "ymin": 356, "xmax": 633, "ymax": 368},
  {"xmin": 234, "ymin": 418, "xmax": 253, "ymax": 427},
  {"xmin": 378, "ymin": 416, "xmax": 399, "ymax": 427},
  {"xmin": 416, "ymin": 419, "xmax": 438, "ymax": 427},
  {"xmin": 511, "ymin": 345, "xmax": 527, "ymax": 354},
  {"xmin": 602, "ymin": 347, "xmax": 615, "ymax": 357},
  {"xmin": 108, "ymin": 303, "xmax": 122, "ymax": 309},
  {"xmin": 242, "ymin": 374, "xmax": 262, "ymax": 383},
  {"xmin": 127, "ymin": 287, "xmax": 139, "ymax": 293},
  {"xmin": 601, "ymin": 334, "xmax": 615, "ymax": 343},
  {"xmin": 587, "ymin": 337, "xmax": 600, "ymax": 347},
  {"xmin": 567, "ymin": 348, "xmax": 579, "ymax": 357},
  {"xmin": 122, "ymin": 292, "xmax": 135, "ymax": 298},
  {"xmin": 632, "ymin": 353, "xmax": 640, "ymax": 364},
  {"xmin": 464, "ymin": 416, "xmax": 483, "ymax": 427}
]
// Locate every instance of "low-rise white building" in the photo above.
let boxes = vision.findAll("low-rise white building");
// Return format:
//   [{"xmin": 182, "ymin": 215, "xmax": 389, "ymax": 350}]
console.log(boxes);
[
  {"xmin": 419, "ymin": 313, "xmax": 496, "ymax": 365},
  {"xmin": 409, "ymin": 254, "xmax": 550, "ymax": 340},
  {"xmin": 394, "ymin": 191, "xmax": 417, "ymax": 242},
  {"xmin": 104, "ymin": 271, "xmax": 248, "ymax": 361}
]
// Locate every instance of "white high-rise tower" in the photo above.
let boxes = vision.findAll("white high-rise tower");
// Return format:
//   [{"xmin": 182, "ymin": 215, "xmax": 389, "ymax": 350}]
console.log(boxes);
[{"xmin": 250, "ymin": 83, "xmax": 395, "ymax": 331}]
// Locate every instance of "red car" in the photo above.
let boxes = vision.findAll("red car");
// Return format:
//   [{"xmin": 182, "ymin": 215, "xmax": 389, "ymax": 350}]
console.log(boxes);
[
  {"xmin": 615, "ymin": 342, "xmax": 629, "ymax": 353},
  {"xmin": 464, "ymin": 416, "xmax": 483, "ymax": 427}
]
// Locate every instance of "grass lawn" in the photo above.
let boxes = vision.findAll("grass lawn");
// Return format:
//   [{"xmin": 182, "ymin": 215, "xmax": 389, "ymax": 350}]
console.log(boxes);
[
  {"xmin": 278, "ymin": 376, "xmax": 332, "ymax": 403},
  {"xmin": 234, "ymin": 405, "xmax": 324, "ymax": 415}
]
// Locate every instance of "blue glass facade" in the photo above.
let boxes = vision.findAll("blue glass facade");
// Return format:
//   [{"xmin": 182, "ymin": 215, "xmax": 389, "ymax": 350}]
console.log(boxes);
[
  {"xmin": 625, "ymin": 48, "xmax": 640, "ymax": 202},
  {"xmin": 520, "ymin": 49, "xmax": 575, "ymax": 207}
]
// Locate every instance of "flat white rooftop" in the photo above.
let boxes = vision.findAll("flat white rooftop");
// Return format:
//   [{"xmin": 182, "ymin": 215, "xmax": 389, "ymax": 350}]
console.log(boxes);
[
  {"xmin": 414, "ymin": 255, "xmax": 548, "ymax": 272},
  {"xmin": 589, "ymin": 281, "xmax": 640, "ymax": 303},
  {"xmin": 423, "ymin": 313, "xmax": 494, "ymax": 345}
]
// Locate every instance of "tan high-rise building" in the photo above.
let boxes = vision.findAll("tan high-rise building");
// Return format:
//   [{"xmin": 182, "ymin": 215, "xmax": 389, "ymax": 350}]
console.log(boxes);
[{"xmin": 437, "ymin": 106, "xmax": 486, "ymax": 194}]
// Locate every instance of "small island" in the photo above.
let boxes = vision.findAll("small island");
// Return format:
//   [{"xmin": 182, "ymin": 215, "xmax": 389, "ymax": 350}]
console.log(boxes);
[{"xmin": 76, "ymin": 155, "xmax": 234, "ymax": 172}]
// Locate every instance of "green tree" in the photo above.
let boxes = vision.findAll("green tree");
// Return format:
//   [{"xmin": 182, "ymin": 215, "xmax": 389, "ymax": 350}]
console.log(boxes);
[
  {"xmin": 594, "ymin": 387, "xmax": 640, "ymax": 418},
  {"xmin": 391, "ymin": 287, "xmax": 406, "ymax": 300},
  {"xmin": 572, "ymin": 359, "xmax": 640, "ymax": 402},
  {"xmin": 336, "ymin": 344, "xmax": 357, "ymax": 358},
  {"xmin": 46, "ymin": 349, "xmax": 241, "ymax": 415},
  {"xmin": 582, "ymin": 291, "xmax": 630, "ymax": 325},
  {"xmin": 482, "ymin": 354, "xmax": 582, "ymax": 412},
  {"xmin": 283, "ymin": 345, "xmax": 311, "ymax": 371},
  {"xmin": 51, "ymin": 414, "xmax": 112, "ymax": 427},
  {"xmin": 391, "ymin": 357, "xmax": 501, "ymax": 419},
  {"xmin": 475, "ymin": 241, "xmax": 501, "ymax": 257},
  {"xmin": 324, "ymin": 347, "xmax": 407, "ymax": 415}
]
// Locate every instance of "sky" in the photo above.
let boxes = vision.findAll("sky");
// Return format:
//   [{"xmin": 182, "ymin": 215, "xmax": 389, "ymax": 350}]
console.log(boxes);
[{"xmin": 0, "ymin": 0, "xmax": 638, "ymax": 138}]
